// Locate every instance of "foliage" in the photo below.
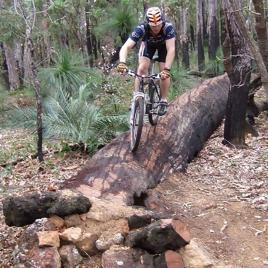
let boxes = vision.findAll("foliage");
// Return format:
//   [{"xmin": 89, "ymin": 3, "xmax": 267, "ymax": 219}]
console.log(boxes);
[
  {"xmin": 38, "ymin": 50, "xmax": 90, "ymax": 97},
  {"xmin": 168, "ymin": 67, "xmax": 194, "ymax": 100},
  {"xmin": 8, "ymin": 80, "xmax": 129, "ymax": 155},
  {"xmin": 0, "ymin": 9, "xmax": 24, "ymax": 42},
  {"xmin": 203, "ymin": 48, "xmax": 225, "ymax": 77},
  {"xmin": 94, "ymin": 2, "xmax": 137, "ymax": 44}
]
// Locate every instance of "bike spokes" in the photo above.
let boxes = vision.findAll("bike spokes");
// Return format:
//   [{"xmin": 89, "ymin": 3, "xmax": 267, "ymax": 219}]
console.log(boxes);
[{"xmin": 130, "ymin": 97, "xmax": 144, "ymax": 152}]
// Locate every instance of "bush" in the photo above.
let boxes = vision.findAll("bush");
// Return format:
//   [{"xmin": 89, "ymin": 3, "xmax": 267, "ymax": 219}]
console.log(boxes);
[{"xmin": 168, "ymin": 67, "xmax": 194, "ymax": 101}]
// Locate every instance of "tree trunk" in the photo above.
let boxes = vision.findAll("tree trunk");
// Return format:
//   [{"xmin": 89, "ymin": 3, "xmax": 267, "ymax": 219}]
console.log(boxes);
[
  {"xmin": 222, "ymin": 0, "xmax": 252, "ymax": 147},
  {"xmin": 180, "ymin": 7, "xmax": 189, "ymax": 69},
  {"xmin": 42, "ymin": 0, "xmax": 51, "ymax": 66},
  {"xmin": 252, "ymin": 0, "xmax": 268, "ymax": 70},
  {"xmin": 228, "ymin": 0, "xmax": 268, "ymax": 102},
  {"xmin": 3, "ymin": 43, "xmax": 20, "ymax": 91},
  {"xmin": 79, "ymin": 5, "xmax": 89, "ymax": 58},
  {"xmin": 23, "ymin": 36, "xmax": 34, "ymax": 84},
  {"xmin": 26, "ymin": 28, "xmax": 44, "ymax": 162},
  {"xmin": 202, "ymin": 0, "xmax": 208, "ymax": 41},
  {"xmin": 190, "ymin": 25, "xmax": 195, "ymax": 50},
  {"xmin": 207, "ymin": 0, "xmax": 219, "ymax": 60},
  {"xmin": 64, "ymin": 75, "xmax": 230, "ymax": 205},
  {"xmin": 197, "ymin": 0, "xmax": 205, "ymax": 71},
  {"xmin": 85, "ymin": 1, "xmax": 94, "ymax": 66}
]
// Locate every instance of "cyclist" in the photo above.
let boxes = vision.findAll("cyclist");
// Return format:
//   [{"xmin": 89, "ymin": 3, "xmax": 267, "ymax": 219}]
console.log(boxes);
[{"xmin": 117, "ymin": 6, "xmax": 176, "ymax": 116}]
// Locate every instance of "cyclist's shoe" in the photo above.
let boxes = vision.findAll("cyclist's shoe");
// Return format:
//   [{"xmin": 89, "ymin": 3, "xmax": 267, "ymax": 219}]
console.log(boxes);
[{"xmin": 158, "ymin": 100, "xmax": 168, "ymax": 116}]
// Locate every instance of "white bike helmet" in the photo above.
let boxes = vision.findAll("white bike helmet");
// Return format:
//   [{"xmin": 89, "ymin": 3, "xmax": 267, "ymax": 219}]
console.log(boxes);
[{"xmin": 146, "ymin": 7, "xmax": 163, "ymax": 26}]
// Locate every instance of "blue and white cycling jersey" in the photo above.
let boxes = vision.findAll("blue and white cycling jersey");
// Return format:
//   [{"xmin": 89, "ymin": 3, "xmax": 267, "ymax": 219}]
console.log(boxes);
[{"xmin": 130, "ymin": 22, "xmax": 176, "ymax": 47}]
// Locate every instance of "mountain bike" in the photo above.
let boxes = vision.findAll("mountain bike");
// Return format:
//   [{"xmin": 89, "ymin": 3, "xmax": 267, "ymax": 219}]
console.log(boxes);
[{"xmin": 128, "ymin": 70, "xmax": 161, "ymax": 152}]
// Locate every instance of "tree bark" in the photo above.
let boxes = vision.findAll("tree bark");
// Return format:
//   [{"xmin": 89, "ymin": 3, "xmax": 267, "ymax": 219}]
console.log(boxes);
[
  {"xmin": 3, "ymin": 43, "xmax": 20, "ymax": 91},
  {"xmin": 197, "ymin": 0, "xmax": 205, "ymax": 71},
  {"xmin": 222, "ymin": 0, "xmax": 252, "ymax": 147},
  {"xmin": 252, "ymin": 0, "xmax": 268, "ymax": 70},
  {"xmin": 3, "ymin": 190, "xmax": 91, "ymax": 226},
  {"xmin": 42, "ymin": 0, "xmax": 52, "ymax": 66},
  {"xmin": 207, "ymin": 0, "xmax": 219, "ymax": 60},
  {"xmin": 228, "ymin": 0, "xmax": 268, "ymax": 102},
  {"xmin": 26, "ymin": 28, "xmax": 44, "ymax": 162},
  {"xmin": 180, "ymin": 7, "xmax": 189, "ymax": 69},
  {"xmin": 64, "ymin": 75, "xmax": 230, "ymax": 205}
]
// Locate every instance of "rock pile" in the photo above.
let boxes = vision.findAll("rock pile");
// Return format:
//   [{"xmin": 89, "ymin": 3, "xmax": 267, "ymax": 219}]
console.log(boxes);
[{"xmin": 2, "ymin": 191, "xmax": 219, "ymax": 267}]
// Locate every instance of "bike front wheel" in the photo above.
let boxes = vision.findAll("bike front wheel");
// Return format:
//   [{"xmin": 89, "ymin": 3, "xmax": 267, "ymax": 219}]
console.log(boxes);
[
  {"xmin": 130, "ymin": 97, "xmax": 144, "ymax": 152},
  {"xmin": 148, "ymin": 82, "xmax": 161, "ymax": 126}
]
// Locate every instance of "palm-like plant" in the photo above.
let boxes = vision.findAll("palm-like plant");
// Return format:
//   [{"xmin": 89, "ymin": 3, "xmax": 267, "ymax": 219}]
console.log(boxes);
[
  {"xmin": 9, "ymin": 84, "xmax": 128, "ymax": 154},
  {"xmin": 38, "ymin": 50, "xmax": 90, "ymax": 97},
  {"xmin": 95, "ymin": 2, "xmax": 136, "ymax": 44}
]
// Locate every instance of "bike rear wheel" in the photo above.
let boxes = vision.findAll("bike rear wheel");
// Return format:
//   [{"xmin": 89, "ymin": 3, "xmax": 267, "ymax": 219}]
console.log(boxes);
[
  {"xmin": 130, "ymin": 97, "xmax": 144, "ymax": 152},
  {"xmin": 148, "ymin": 82, "xmax": 161, "ymax": 126}
]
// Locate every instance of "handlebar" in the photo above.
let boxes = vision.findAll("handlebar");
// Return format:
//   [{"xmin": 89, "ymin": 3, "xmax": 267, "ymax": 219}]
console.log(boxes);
[{"xmin": 127, "ymin": 70, "xmax": 160, "ymax": 80}]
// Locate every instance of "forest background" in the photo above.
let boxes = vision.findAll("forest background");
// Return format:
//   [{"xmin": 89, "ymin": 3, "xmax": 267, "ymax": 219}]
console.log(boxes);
[{"xmin": 0, "ymin": 0, "xmax": 267, "ymax": 163}]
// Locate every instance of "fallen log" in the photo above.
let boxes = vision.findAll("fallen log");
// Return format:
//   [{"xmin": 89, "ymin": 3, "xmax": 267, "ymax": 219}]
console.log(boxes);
[
  {"xmin": 3, "ymin": 190, "xmax": 91, "ymax": 226},
  {"xmin": 64, "ymin": 74, "xmax": 230, "ymax": 205}
]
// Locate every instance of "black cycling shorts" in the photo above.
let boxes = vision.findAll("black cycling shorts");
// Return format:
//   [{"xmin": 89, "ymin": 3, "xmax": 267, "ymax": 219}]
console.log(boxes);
[{"xmin": 139, "ymin": 43, "xmax": 167, "ymax": 62}]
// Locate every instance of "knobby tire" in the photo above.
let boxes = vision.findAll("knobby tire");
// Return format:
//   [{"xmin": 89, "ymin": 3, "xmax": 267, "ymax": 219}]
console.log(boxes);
[
  {"xmin": 130, "ymin": 97, "xmax": 144, "ymax": 152},
  {"xmin": 148, "ymin": 82, "xmax": 160, "ymax": 126}
]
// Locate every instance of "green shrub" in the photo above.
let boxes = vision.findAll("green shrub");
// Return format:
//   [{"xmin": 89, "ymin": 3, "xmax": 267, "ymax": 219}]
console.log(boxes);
[{"xmin": 168, "ymin": 67, "xmax": 194, "ymax": 101}]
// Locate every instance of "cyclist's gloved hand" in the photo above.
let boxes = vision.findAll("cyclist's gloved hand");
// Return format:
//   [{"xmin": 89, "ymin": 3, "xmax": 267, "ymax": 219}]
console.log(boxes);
[
  {"xmin": 160, "ymin": 68, "xmax": 171, "ymax": 80},
  {"xmin": 117, "ymin": 62, "xmax": 128, "ymax": 74}
]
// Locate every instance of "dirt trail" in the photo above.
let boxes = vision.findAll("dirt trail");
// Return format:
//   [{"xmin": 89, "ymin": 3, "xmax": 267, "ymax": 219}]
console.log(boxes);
[{"xmin": 147, "ymin": 112, "xmax": 268, "ymax": 268}]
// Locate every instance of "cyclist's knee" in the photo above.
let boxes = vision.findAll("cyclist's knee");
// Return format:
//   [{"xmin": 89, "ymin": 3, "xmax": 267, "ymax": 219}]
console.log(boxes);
[{"xmin": 137, "ymin": 64, "xmax": 149, "ymax": 75}]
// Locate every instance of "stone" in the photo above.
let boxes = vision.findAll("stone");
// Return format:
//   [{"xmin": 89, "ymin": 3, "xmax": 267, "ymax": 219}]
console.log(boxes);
[
  {"xmin": 60, "ymin": 227, "xmax": 83, "ymax": 243},
  {"xmin": 126, "ymin": 219, "xmax": 189, "ymax": 254},
  {"xmin": 128, "ymin": 214, "xmax": 152, "ymax": 230},
  {"xmin": 76, "ymin": 232, "xmax": 99, "ymax": 256},
  {"xmin": 64, "ymin": 214, "xmax": 82, "ymax": 227},
  {"xmin": 179, "ymin": 238, "xmax": 215, "ymax": 268},
  {"xmin": 59, "ymin": 245, "xmax": 83, "ymax": 268},
  {"xmin": 31, "ymin": 247, "xmax": 61, "ymax": 268},
  {"xmin": 37, "ymin": 231, "xmax": 60, "ymax": 248},
  {"xmin": 96, "ymin": 232, "xmax": 125, "ymax": 251},
  {"xmin": 165, "ymin": 250, "xmax": 185, "ymax": 268},
  {"xmin": 48, "ymin": 215, "xmax": 65, "ymax": 229},
  {"xmin": 113, "ymin": 233, "xmax": 125, "ymax": 244},
  {"xmin": 102, "ymin": 246, "xmax": 155, "ymax": 268}
]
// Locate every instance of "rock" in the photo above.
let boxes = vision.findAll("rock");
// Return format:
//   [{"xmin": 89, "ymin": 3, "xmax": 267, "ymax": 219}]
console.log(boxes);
[
  {"xmin": 2, "ymin": 189, "xmax": 91, "ymax": 226},
  {"xmin": 96, "ymin": 232, "xmax": 125, "ymax": 251},
  {"xmin": 64, "ymin": 214, "xmax": 82, "ymax": 227},
  {"xmin": 128, "ymin": 214, "xmax": 152, "ymax": 230},
  {"xmin": 102, "ymin": 246, "xmax": 155, "ymax": 268},
  {"xmin": 84, "ymin": 197, "xmax": 149, "ymax": 222},
  {"xmin": 76, "ymin": 232, "xmax": 99, "ymax": 256},
  {"xmin": 59, "ymin": 245, "xmax": 83, "ymax": 268},
  {"xmin": 126, "ymin": 219, "xmax": 189, "ymax": 254},
  {"xmin": 37, "ymin": 231, "xmax": 60, "ymax": 248},
  {"xmin": 48, "ymin": 215, "xmax": 65, "ymax": 229},
  {"xmin": 60, "ymin": 227, "xmax": 83, "ymax": 243},
  {"xmin": 12, "ymin": 219, "xmax": 56, "ymax": 265},
  {"xmin": 179, "ymin": 238, "xmax": 215, "ymax": 268},
  {"xmin": 113, "ymin": 233, "xmax": 125, "ymax": 244},
  {"xmin": 31, "ymin": 247, "xmax": 61, "ymax": 268},
  {"xmin": 165, "ymin": 250, "xmax": 185, "ymax": 268}
]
